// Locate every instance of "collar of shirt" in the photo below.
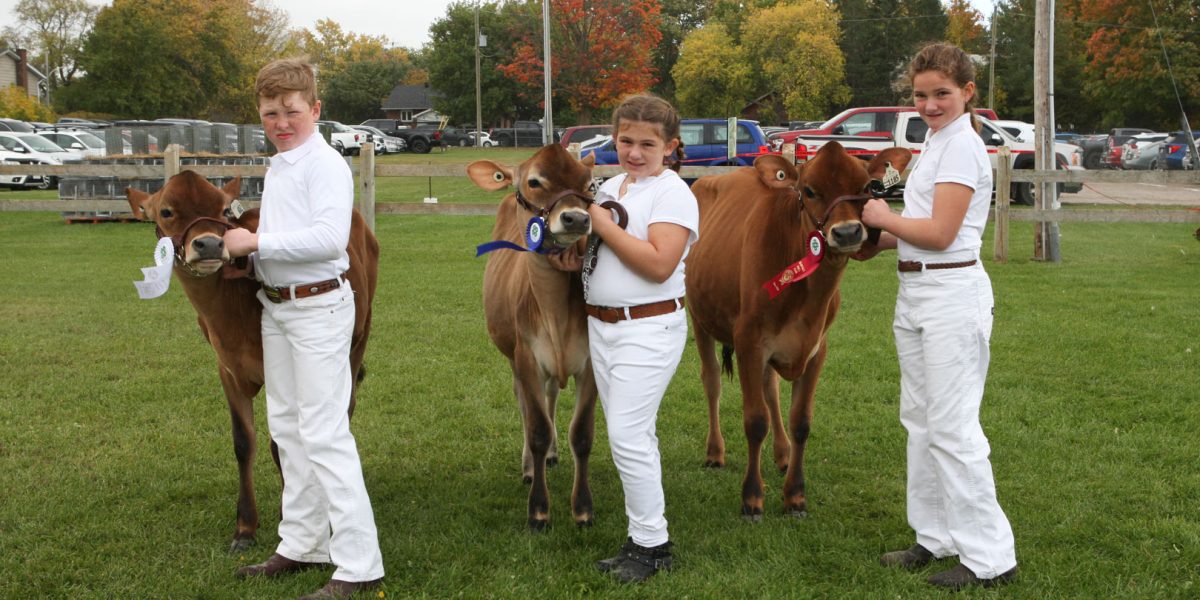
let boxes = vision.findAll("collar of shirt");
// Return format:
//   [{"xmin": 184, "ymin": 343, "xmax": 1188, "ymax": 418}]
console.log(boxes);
[
  {"xmin": 924, "ymin": 112, "xmax": 974, "ymax": 152},
  {"xmin": 270, "ymin": 131, "xmax": 323, "ymax": 168}
]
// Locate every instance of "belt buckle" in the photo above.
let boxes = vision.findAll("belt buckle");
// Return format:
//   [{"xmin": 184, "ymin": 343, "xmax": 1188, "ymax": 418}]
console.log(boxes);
[{"xmin": 263, "ymin": 286, "xmax": 282, "ymax": 303}]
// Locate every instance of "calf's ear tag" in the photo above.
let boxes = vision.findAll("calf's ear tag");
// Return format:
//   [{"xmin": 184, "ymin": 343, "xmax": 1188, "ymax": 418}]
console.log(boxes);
[
  {"xmin": 227, "ymin": 199, "xmax": 245, "ymax": 219},
  {"xmin": 882, "ymin": 163, "xmax": 902, "ymax": 189},
  {"xmin": 525, "ymin": 216, "xmax": 546, "ymax": 251}
]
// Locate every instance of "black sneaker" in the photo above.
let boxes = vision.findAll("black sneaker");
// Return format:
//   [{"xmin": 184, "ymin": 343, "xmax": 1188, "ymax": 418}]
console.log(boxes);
[
  {"xmin": 879, "ymin": 543, "xmax": 935, "ymax": 569},
  {"xmin": 602, "ymin": 540, "xmax": 673, "ymax": 583},
  {"xmin": 928, "ymin": 563, "xmax": 1018, "ymax": 590}
]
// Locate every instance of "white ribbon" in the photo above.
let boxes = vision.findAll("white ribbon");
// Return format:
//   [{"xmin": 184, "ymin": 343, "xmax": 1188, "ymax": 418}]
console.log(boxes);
[{"xmin": 134, "ymin": 237, "xmax": 174, "ymax": 299}]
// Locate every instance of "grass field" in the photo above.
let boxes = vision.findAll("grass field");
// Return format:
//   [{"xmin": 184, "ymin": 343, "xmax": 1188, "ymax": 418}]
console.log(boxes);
[{"xmin": 0, "ymin": 212, "xmax": 1197, "ymax": 599}]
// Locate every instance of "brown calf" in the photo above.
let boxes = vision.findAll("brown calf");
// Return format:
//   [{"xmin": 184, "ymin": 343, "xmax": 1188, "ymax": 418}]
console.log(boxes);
[
  {"xmin": 126, "ymin": 170, "xmax": 379, "ymax": 551},
  {"xmin": 686, "ymin": 143, "xmax": 912, "ymax": 519},
  {"xmin": 468, "ymin": 144, "xmax": 598, "ymax": 531}
]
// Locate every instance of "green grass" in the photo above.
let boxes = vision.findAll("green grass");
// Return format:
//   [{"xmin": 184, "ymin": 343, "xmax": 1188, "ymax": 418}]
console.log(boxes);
[{"xmin": 0, "ymin": 213, "xmax": 1198, "ymax": 599}]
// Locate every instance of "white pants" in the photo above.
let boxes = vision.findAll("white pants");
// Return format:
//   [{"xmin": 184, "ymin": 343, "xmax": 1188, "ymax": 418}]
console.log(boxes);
[
  {"xmin": 894, "ymin": 263, "xmax": 1016, "ymax": 578},
  {"xmin": 589, "ymin": 309, "xmax": 687, "ymax": 547},
  {"xmin": 260, "ymin": 282, "xmax": 384, "ymax": 582}
]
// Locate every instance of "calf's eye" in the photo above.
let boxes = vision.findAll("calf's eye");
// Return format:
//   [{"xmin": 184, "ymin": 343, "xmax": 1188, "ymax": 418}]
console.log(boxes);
[{"xmin": 160, "ymin": 208, "xmax": 173, "ymax": 218}]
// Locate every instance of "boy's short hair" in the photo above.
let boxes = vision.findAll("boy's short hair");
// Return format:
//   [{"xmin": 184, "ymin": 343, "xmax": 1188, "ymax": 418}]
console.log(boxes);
[{"xmin": 255, "ymin": 57, "xmax": 318, "ymax": 106}]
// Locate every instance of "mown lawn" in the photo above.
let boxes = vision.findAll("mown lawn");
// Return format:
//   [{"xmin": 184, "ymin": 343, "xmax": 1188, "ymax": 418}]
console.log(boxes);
[{"xmin": 0, "ymin": 212, "xmax": 1197, "ymax": 599}]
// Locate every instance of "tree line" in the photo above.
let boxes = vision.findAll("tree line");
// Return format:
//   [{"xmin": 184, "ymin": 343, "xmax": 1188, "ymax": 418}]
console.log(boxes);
[{"xmin": 1, "ymin": 0, "xmax": 1196, "ymax": 133}]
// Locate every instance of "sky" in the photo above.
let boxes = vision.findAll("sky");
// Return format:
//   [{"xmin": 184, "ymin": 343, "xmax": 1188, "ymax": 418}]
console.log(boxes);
[{"xmin": 2, "ymin": 0, "xmax": 996, "ymax": 51}]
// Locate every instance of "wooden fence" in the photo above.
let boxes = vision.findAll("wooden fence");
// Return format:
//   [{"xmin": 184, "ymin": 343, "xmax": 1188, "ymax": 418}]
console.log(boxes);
[{"xmin": 2, "ymin": 143, "xmax": 1198, "ymax": 262}]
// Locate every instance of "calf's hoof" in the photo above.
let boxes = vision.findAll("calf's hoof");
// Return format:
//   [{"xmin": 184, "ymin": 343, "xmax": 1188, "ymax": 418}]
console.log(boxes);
[
  {"xmin": 787, "ymin": 508, "xmax": 809, "ymax": 519},
  {"xmin": 740, "ymin": 506, "xmax": 764, "ymax": 523},
  {"xmin": 575, "ymin": 516, "xmax": 594, "ymax": 528},
  {"xmin": 702, "ymin": 459, "xmax": 725, "ymax": 469},
  {"xmin": 522, "ymin": 474, "xmax": 533, "ymax": 485},
  {"xmin": 229, "ymin": 536, "xmax": 256, "ymax": 554},
  {"xmin": 546, "ymin": 456, "xmax": 559, "ymax": 468},
  {"xmin": 528, "ymin": 517, "xmax": 551, "ymax": 533}
]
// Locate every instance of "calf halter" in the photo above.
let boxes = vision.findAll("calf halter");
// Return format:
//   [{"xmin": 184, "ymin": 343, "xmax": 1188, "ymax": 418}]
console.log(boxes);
[
  {"xmin": 475, "ymin": 188, "xmax": 628, "ymax": 256},
  {"xmin": 763, "ymin": 179, "xmax": 892, "ymax": 299},
  {"xmin": 155, "ymin": 214, "xmax": 240, "ymax": 277}
]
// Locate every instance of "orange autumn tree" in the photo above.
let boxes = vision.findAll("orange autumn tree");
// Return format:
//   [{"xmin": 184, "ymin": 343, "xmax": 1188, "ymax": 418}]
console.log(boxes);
[{"xmin": 498, "ymin": 0, "xmax": 663, "ymax": 125}]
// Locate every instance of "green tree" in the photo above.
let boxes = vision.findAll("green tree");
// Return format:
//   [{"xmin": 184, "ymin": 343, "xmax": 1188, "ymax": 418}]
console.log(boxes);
[
  {"xmin": 945, "ymin": 0, "xmax": 987, "ymax": 54},
  {"xmin": 742, "ymin": 1, "xmax": 850, "ymax": 122},
  {"xmin": 298, "ymin": 19, "xmax": 418, "ymax": 123},
  {"xmin": 836, "ymin": 0, "xmax": 947, "ymax": 110},
  {"xmin": 672, "ymin": 24, "xmax": 753, "ymax": 118},
  {"xmin": 320, "ymin": 60, "xmax": 412, "ymax": 124},
  {"xmin": 424, "ymin": 1, "xmax": 537, "ymax": 127},
  {"xmin": 59, "ymin": 0, "xmax": 292, "ymax": 122},
  {"xmin": 3, "ymin": 0, "xmax": 97, "ymax": 96},
  {"xmin": 650, "ymin": 0, "xmax": 716, "ymax": 102}
]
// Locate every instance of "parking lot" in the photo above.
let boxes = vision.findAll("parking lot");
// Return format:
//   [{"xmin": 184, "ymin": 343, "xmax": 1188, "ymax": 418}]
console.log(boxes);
[{"xmin": 1063, "ymin": 180, "xmax": 1200, "ymax": 207}]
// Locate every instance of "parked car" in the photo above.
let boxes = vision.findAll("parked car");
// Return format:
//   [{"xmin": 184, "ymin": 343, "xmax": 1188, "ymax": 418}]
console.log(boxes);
[
  {"xmin": 559, "ymin": 125, "xmax": 610, "ymax": 148},
  {"xmin": 1102, "ymin": 127, "xmax": 1154, "ymax": 169},
  {"xmin": 351, "ymin": 125, "xmax": 405, "ymax": 154},
  {"xmin": 581, "ymin": 118, "xmax": 771, "ymax": 169},
  {"xmin": 317, "ymin": 120, "xmax": 363, "ymax": 156},
  {"xmin": 1160, "ymin": 131, "xmax": 1200, "ymax": 170},
  {"xmin": 1119, "ymin": 132, "xmax": 1168, "ymax": 170},
  {"xmin": 56, "ymin": 117, "xmax": 106, "ymax": 129},
  {"xmin": 0, "ymin": 118, "xmax": 34, "ymax": 133},
  {"xmin": 0, "ymin": 131, "xmax": 67, "ymax": 189},
  {"xmin": 465, "ymin": 130, "xmax": 494, "ymax": 147},
  {"xmin": 437, "ymin": 126, "xmax": 470, "ymax": 147},
  {"xmin": 993, "ymin": 120, "xmax": 1037, "ymax": 142},
  {"xmin": 37, "ymin": 129, "xmax": 108, "ymax": 158},
  {"xmin": 769, "ymin": 106, "xmax": 1001, "ymax": 149}
]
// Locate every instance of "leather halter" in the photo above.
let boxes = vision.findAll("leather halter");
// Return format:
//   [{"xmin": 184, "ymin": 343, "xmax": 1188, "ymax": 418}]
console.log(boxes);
[
  {"xmin": 155, "ymin": 215, "xmax": 240, "ymax": 276},
  {"xmin": 515, "ymin": 187, "xmax": 595, "ymax": 218},
  {"xmin": 797, "ymin": 179, "xmax": 888, "ymax": 246}
]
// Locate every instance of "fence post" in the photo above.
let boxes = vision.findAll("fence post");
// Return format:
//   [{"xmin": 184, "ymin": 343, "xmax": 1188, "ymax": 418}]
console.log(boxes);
[
  {"xmin": 993, "ymin": 146, "xmax": 1011, "ymax": 263},
  {"xmin": 782, "ymin": 143, "xmax": 796, "ymax": 165},
  {"xmin": 567, "ymin": 142, "xmax": 581, "ymax": 160},
  {"xmin": 358, "ymin": 143, "xmax": 376, "ymax": 231},
  {"xmin": 164, "ymin": 144, "xmax": 182, "ymax": 183}
]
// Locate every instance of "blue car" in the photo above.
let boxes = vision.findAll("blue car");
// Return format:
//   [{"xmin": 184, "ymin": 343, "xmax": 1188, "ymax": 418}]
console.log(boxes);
[
  {"xmin": 581, "ymin": 118, "xmax": 772, "ymax": 167},
  {"xmin": 1159, "ymin": 131, "xmax": 1200, "ymax": 170}
]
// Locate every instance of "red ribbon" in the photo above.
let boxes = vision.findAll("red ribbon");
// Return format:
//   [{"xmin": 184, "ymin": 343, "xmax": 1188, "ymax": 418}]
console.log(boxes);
[{"xmin": 762, "ymin": 231, "xmax": 825, "ymax": 299}]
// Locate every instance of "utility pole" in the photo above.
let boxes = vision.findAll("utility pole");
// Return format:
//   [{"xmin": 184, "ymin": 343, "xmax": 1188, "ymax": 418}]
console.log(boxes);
[
  {"xmin": 542, "ymin": 0, "xmax": 553, "ymax": 145},
  {"xmin": 1033, "ymin": 0, "xmax": 1060, "ymax": 262},
  {"xmin": 989, "ymin": 7, "xmax": 997, "ymax": 110},
  {"xmin": 474, "ymin": 3, "xmax": 483, "ymax": 148}
]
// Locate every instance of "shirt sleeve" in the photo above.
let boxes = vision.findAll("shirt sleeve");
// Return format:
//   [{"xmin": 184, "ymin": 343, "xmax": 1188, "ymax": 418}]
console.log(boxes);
[
  {"xmin": 649, "ymin": 176, "xmax": 700, "ymax": 245},
  {"xmin": 933, "ymin": 133, "xmax": 987, "ymax": 192}
]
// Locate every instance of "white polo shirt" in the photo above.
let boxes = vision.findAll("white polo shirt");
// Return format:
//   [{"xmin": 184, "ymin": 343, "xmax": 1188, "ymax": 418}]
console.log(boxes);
[
  {"xmin": 254, "ymin": 132, "xmax": 353, "ymax": 287},
  {"xmin": 898, "ymin": 112, "xmax": 993, "ymax": 262},
  {"xmin": 585, "ymin": 169, "xmax": 699, "ymax": 307}
]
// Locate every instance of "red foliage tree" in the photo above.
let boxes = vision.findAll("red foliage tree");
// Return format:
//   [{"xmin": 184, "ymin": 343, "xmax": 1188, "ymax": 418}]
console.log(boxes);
[{"xmin": 498, "ymin": 0, "xmax": 663, "ymax": 124}]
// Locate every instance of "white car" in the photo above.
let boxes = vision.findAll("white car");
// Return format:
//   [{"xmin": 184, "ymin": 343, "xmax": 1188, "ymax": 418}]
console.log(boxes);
[
  {"xmin": 38, "ymin": 129, "xmax": 108, "ymax": 158},
  {"xmin": 318, "ymin": 120, "xmax": 363, "ymax": 156},
  {"xmin": 466, "ymin": 131, "xmax": 494, "ymax": 147},
  {"xmin": 0, "ymin": 131, "xmax": 69, "ymax": 189},
  {"xmin": 351, "ymin": 125, "xmax": 405, "ymax": 154}
]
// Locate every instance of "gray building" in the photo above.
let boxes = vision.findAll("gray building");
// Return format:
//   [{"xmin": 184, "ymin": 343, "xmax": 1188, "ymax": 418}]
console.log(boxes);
[
  {"xmin": 0, "ymin": 48, "xmax": 48, "ymax": 103},
  {"xmin": 382, "ymin": 83, "xmax": 446, "ymax": 126}
]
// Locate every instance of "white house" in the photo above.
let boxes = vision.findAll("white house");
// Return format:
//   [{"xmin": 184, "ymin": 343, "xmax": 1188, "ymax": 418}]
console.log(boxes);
[{"xmin": 0, "ymin": 48, "xmax": 48, "ymax": 102}]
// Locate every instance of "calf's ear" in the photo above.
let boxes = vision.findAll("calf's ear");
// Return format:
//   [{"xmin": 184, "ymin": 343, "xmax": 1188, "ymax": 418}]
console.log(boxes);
[
  {"xmin": 221, "ymin": 176, "xmax": 242, "ymax": 202},
  {"xmin": 753, "ymin": 154, "xmax": 799, "ymax": 189},
  {"xmin": 467, "ymin": 160, "xmax": 514, "ymax": 191},
  {"xmin": 125, "ymin": 187, "xmax": 151, "ymax": 220},
  {"xmin": 866, "ymin": 148, "xmax": 913, "ymax": 180}
]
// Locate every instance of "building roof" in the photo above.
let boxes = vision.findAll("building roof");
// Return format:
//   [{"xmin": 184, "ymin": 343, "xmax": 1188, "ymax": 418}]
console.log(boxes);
[
  {"xmin": 0, "ymin": 48, "xmax": 48, "ymax": 81},
  {"xmin": 382, "ymin": 84, "xmax": 439, "ymax": 111}
]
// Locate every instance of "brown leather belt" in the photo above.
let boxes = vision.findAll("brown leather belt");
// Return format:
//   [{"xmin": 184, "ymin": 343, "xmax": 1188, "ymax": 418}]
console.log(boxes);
[
  {"xmin": 586, "ymin": 297, "xmax": 685, "ymax": 324},
  {"xmin": 262, "ymin": 273, "xmax": 346, "ymax": 303},
  {"xmin": 897, "ymin": 259, "xmax": 977, "ymax": 272}
]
